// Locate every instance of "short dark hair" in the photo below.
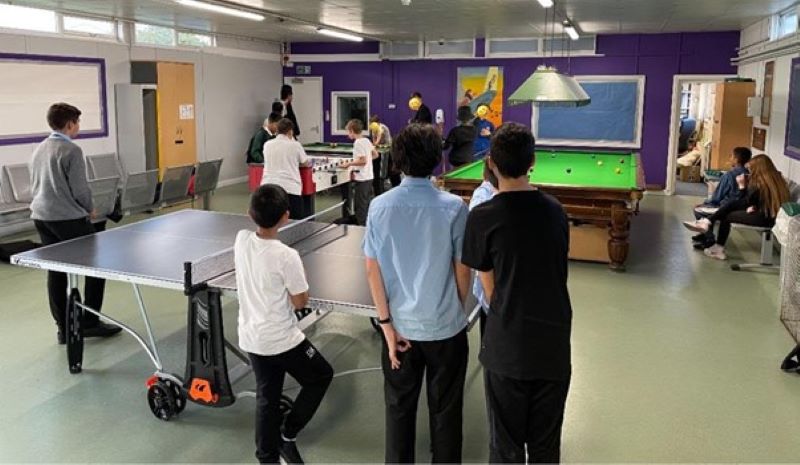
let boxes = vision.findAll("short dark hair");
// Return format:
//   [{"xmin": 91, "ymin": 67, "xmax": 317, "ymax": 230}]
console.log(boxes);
[
  {"xmin": 267, "ymin": 112, "xmax": 282, "ymax": 124},
  {"xmin": 370, "ymin": 114, "xmax": 380, "ymax": 123},
  {"xmin": 47, "ymin": 103, "xmax": 81, "ymax": 131},
  {"xmin": 392, "ymin": 123, "xmax": 441, "ymax": 177},
  {"xmin": 490, "ymin": 122, "xmax": 535, "ymax": 178},
  {"xmin": 732, "ymin": 146, "xmax": 752, "ymax": 166},
  {"xmin": 249, "ymin": 184, "xmax": 289, "ymax": 228},
  {"xmin": 346, "ymin": 119, "xmax": 363, "ymax": 133},
  {"xmin": 483, "ymin": 161, "xmax": 499, "ymax": 189},
  {"xmin": 280, "ymin": 84, "xmax": 293, "ymax": 100},
  {"xmin": 411, "ymin": 91, "xmax": 422, "ymax": 99},
  {"xmin": 271, "ymin": 101, "xmax": 284, "ymax": 114},
  {"xmin": 277, "ymin": 118, "xmax": 294, "ymax": 135}
]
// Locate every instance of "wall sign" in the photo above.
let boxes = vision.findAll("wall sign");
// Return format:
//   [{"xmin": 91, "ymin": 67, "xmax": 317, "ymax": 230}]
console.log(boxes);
[
  {"xmin": 296, "ymin": 65, "xmax": 312, "ymax": 75},
  {"xmin": 752, "ymin": 127, "xmax": 767, "ymax": 151}
]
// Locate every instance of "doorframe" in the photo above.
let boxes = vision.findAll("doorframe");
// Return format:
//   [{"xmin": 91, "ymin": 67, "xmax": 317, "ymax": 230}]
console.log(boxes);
[
  {"xmin": 665, "ymin": 74, "xmax": 735, "ymax": 195},
  {"xmin": 283, "ymin": 76, "xmax": 324, "ymax": 144}
]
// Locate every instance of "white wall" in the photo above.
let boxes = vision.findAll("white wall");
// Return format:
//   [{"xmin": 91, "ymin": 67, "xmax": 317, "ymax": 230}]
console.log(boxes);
[
  {"xmin": 0, "ymin": 31, "xmax": 282, "ymax": 184},
  {"xmin": 738, "ymin": 20, "xmax": 800, "ymax": 182}
]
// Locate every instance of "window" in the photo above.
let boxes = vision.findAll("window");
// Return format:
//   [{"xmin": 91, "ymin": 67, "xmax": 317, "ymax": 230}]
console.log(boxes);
[
  {"xmin": 135, "ymin": 23, "xmax": 176, "ymax": 46},
  {"xmin": 0, "ymin": 4, "xmax": 57, "ymax": 33},
  {"xmin": 775, "ymin": 8, "xmax": 798, "ymax": 38},
  {"xmin": 380, "ymin": 41, "xmax": 422, "ymax": 59},
  {"xmin": 331, "ymin": 92, "xmax": 369, "ymax": 136},
  {"xmin": 63, "ymin": 16, "xmax": 116, "ymax": 37},
  {"xmin": 488, "ymin": 38, "xmax": 540, "ymax": 57},
  {"xmin": 426, "ymin": 40, "xmax": 474, "ymax": 58},
  {"xmin": 178, "ymin": 32, "xmax": 214, "ymax": 47},
  {"xmin": 541, "ymin": 36, "xmax": 596, "ymax": 55}
]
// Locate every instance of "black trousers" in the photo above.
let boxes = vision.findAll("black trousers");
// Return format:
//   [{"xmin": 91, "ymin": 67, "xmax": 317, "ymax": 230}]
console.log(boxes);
[
  {"xmin": 485, "ymin": 370, "xmax": 570, "ymax": 463},
  {"xmin": 373, "ymin": 157, "xmax": 384, "ymax": 195},
  {"xmin": 288, "ymin": 194, "xmax": 306, "ymax": 220},
  {"xmin": 353, "ymin": 180, "xmax": 374, "ymax": 226},
  {"xmin": 249, "ymin": 339, "xmax": 333, "ymax": 463},
  {"xmin": 382, "ymin": 328, "xmax": 468, "ymax": 463},
  {"xmin": 33, "ymin": 218, "xmax": 106, "ymax": 330},
  {"xmin": 709, "ymin": 198, "xmax": 773, "ymax": 246}
]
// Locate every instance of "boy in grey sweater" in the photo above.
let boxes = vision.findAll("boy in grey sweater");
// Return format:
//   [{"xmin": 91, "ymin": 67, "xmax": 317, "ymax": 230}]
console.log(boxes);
[{"xmin": 31, "ymin": 103, "xmax": 121, "ymax": 343}]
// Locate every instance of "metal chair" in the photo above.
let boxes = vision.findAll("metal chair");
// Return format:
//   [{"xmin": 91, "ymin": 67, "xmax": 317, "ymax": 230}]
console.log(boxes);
[{"xmin": 193, "ymin": 159, "xmax": 223, "ymax": 210}]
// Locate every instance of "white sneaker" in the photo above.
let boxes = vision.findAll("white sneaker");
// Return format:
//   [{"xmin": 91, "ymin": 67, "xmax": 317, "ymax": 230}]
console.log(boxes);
[
  {"xmin": 694, "ymin": 206, "xmax": 719, "ymax": 215},
  {"xmin": 682, "ymin": 218, "xmax": 711, "ymax": 233},
  {"xmin": 703, "ymin": 244, "xmax": 727, "ymax": 260}
]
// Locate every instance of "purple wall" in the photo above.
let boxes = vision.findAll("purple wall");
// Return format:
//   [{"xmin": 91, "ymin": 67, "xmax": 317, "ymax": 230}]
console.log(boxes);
[{"xmin": 285, "ymin": 32, "xmax": 740, "ymax": 187}]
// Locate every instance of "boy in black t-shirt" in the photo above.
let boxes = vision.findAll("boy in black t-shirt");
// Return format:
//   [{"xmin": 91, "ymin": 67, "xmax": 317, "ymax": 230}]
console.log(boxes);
[{"xmin": 462, "ymin": 122, "xmax": 572, "ymax": 463}]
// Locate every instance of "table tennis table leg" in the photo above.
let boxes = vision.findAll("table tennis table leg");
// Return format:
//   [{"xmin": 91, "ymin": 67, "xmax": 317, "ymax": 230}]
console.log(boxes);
[{"xmin": 65, "ymin": 274, "xmax": 84, "ymax": 374}]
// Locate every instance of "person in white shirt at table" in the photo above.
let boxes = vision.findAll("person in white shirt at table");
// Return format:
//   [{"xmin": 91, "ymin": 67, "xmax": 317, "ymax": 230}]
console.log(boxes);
[
  {"xmin": 261, "ymin": 118, "xmax": 311, "ymax": 219},
  {"xmin": 235, "ymin": 184, "xmax": 333, "ymax": 464},
  {"xmin": 340, "ymin": 119, "xmax": 375, "ymax": 226}
]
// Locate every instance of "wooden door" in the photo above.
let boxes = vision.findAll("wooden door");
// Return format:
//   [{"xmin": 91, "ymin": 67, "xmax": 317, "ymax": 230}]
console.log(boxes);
[{"xmin": 156, "ymin": 62, "xmax": 197, "ymax": 175}]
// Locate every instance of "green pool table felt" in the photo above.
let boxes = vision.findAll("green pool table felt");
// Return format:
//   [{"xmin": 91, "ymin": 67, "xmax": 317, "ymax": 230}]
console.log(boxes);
[{"xmin": 444, "ymin": 151, "xmax": 640, "ymax": 190}]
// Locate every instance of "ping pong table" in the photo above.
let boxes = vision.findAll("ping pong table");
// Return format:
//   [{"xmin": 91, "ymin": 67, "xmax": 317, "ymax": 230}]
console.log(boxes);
[{"xmin": 11, "ymin": 207, "xmax": 376, "ymax": 420}]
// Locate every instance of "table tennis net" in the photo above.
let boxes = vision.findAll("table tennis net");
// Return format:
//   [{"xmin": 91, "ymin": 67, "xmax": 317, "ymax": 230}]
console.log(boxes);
[{"xmin": 186, "ymin": 221, "xmax": 346, "ymax": 289}]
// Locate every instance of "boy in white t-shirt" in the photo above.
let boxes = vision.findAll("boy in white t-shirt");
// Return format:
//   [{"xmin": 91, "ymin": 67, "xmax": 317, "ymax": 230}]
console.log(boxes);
[
  {"xmin": 340, "ymin": 119, "xmax": 375, "ymax": 225},
  {"xmin": 261, "ymin": 119, "xmax": 311, "ymax": 219},
  {"xmin": 235, "ymin": 184, "xmax": 333, "ymax": 464}
]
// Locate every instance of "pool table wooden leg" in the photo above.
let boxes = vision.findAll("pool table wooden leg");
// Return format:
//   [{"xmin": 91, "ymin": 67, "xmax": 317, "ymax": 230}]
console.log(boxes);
[{"xmin": 608, "ymin": 205, "xmax": 631, "ymax": 271}]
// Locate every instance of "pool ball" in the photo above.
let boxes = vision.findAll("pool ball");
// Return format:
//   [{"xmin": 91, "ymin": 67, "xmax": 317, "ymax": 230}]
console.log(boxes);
[
  {"xmin": 566, "ymin": 168, "xmax": 572, "ymax": 174},
  {"xmin": 597, "ymin": 161, "xmax": 604, "ymax": 166},
  {"xmin": 551, "ymin": 153, "xmax": 557, "ymax": 158},
  {"xmin": 619, "ymin": 158, "xmax": 625, "ymax": 164},
  {"xmin": 332, "ymin": 143, "xmax": 338, "ymax": 148},
  {"xmin": 615, "ymin": 168, "xmax": 622, "ymax": 174}
]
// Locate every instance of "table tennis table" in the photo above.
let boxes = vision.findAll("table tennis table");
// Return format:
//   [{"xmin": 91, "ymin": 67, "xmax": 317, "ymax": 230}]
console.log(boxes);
[{"xmin": 11, "ymin": 207, "xmax": 376, "ymax": 420}]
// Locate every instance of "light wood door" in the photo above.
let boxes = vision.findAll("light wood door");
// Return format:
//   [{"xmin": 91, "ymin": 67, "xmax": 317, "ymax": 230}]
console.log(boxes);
[
  {"xmin": 709, "ymin": 82, "xmax": 755, "ymax": 169},
  {"xmin": 156, "ymin": 62, "xmax": 196, "ymax": 175}
]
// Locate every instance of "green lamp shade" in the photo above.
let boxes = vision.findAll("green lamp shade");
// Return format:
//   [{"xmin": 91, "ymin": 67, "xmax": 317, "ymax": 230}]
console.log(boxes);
[{"xmin": 508, "ymin": 66, "xmax": 591, "ymax": 107}]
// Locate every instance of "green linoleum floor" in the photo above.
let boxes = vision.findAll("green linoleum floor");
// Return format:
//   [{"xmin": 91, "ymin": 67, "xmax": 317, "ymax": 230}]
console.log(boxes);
[{"xmin": 1, "ymin": 184, "xmax": 799, "ymax": 463}]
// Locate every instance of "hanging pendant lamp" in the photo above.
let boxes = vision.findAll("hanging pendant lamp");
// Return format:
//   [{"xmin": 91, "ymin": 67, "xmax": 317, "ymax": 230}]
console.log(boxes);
[{"xmin": 507, "ymin": 65, "xmax": 590, "ymax": 107}]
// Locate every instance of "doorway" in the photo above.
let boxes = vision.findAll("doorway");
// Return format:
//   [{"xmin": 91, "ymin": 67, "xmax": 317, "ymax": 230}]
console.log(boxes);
[
  {"xmin": 283, "ymin": 76, "xmax": 323, "ymax": 145},
  {"xmin": 665, "ymin": 74, "xmax": 735, "ymax": 196}
]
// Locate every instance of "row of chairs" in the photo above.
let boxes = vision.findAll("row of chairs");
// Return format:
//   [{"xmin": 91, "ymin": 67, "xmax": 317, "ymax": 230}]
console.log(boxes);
[{"xmin": 0, "ymin": 154, "xmax": 223, "ymax": 235}]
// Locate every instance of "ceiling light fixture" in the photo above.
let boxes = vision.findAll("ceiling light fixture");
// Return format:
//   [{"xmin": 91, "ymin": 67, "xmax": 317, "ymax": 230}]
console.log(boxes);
[
  {"xmin": 317, "ymin": 27, "xmax": 364, "ymax": 42},
  {"xmin": 175, "ymin": 0, "xmax": 265, "ymax": 21},
  {"xmin": 563, "ymin": 20, "xmax": 579, "ymax": 40},
  {"xmin": 536, "ymin": 0, "xmax": 554, "ymax": 7}
]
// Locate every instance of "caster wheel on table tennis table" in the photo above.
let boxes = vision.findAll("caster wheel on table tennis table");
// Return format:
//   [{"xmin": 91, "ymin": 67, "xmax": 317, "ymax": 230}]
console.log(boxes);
[
  {"xmin": 147, "ymin": 380, "xmax": 179, "ymax": 421},
  {"xmin": 162, "ymin": 378, "xmax": 187, "ymax": 414}
]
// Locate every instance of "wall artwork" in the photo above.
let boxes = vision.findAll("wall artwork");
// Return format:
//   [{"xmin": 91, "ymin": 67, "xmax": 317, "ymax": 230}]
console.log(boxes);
[
  {"xmin": 456, "ymin": 66, "xmax": 503, "ymax": 127},
  {"xmin": 784, "ymin": 58, "xmax": 800, "ymax": 160}
]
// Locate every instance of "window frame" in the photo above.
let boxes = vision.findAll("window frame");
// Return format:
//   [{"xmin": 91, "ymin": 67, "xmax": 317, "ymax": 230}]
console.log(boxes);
[
  {"xmin": 134, "ymin": 23, "xmax": 178, "ymax": 47},
  {"xmin": 177, "ymin": 31, "xmax": 215, "ymax": 48},
  {"xmin": 330, "ymin": 91, "xmax": 371, "ymax": 136},
  {"xmin": 61, "ymin": 15, "xmax": 117, "ymax": 39}
]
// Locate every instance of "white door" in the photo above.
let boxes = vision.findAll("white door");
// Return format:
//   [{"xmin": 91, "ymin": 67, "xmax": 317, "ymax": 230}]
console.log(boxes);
[{"xmin": 284, "ymin": 76, "xmax": 323, "ymax": 144}]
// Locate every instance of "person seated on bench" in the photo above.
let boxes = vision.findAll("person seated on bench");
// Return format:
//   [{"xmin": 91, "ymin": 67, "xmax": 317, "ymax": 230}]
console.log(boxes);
[
  {"xmin": 690, "ymin": 147, "xmax": 752, "ymax": 249},
  {"xmin": 683, "ymin": 154, "xmax": 789, "ymax": 260}
]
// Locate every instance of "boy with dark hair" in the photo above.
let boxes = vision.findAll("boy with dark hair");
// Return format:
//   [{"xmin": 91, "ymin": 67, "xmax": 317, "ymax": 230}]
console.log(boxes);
[
  {"xmin": 443, "ymin": 105, "xmax": 477, "ymax": 168},
  {"xmin": 462, "ymin": 122, "xmax": 572, "ymax": 463},
  {"xmin": 409, "ymin": 91, "xmax": 433, "ymax": 124},
  {"xmin": 364, "ymin": 123, "xmax": 471, "ymax": 463},
  {"xmin": 247, "ymin": 112, "xmax": 281, "ymax": 164},
  {"xmin": 691, "ymin": 146, "xmax": 752, "ymax": 249},
  {"xmin": 280, "ymin": 84, "xmax": 300, "ymax": 137},
  {"xmin": 236, "ymin": 184, "xmax": 333, "ymax": 464},
  {"xmin": 31, "ymin": 102, "xmax": 120, "ymax": 344},
  {"xmin": 340, "ymin": 119, "xmax": 375, "ymax": 225},
  {"xmin": 261, "ymin": 118, "xmax": 311, "ymax": 219}
]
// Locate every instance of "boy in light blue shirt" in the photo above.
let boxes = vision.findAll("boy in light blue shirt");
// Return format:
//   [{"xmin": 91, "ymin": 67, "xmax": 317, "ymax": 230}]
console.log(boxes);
[
  {"xmin": 468, "ymin": 162, "xmax": 499, "ymax": 335},
  {"xmin": 363, "ymin": 123, "xmax": 471, "ymax": 463}
]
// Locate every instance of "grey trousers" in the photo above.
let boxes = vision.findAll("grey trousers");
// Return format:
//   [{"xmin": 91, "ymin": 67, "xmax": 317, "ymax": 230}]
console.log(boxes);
[{"xmin": 353, "ymin": 180, "xmax": 374, "ymax": 226}]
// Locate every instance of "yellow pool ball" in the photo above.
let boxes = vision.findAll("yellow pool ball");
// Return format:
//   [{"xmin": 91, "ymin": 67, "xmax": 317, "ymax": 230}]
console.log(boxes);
[
  {"xmin": 615, "ymin": 168, "xmax": 622, "ymax": 174},
  {"xmin": 597, "ymin": 161, "xmax": 604, "ymax": 166}
]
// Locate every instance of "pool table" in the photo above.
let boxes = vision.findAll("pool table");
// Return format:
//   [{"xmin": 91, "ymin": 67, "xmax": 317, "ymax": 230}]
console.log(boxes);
[{"xmin": 441, "ymin": 150, "xmax": 646, "ymax": 271}]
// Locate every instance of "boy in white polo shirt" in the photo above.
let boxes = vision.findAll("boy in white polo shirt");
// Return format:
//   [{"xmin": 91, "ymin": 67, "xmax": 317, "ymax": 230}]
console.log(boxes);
[
  {"xmin": 235, "ymin": 184, "xmax": 333, "ymax": 464},
  {"xmin": 340, "ymin": 119, "xmax": 374, "ymax": 225},
  {"xmin": 261, "ymin": 119, "xmax": 311, "ymax": 219}
]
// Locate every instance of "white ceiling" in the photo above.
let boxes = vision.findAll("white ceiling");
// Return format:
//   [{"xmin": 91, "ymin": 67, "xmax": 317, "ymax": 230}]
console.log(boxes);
[{"xmin": 9, "ymin": 0, "xmax": 798, "ymax": 42}]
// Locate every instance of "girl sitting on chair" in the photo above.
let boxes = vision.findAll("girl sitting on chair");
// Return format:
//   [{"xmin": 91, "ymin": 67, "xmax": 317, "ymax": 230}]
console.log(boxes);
[{"xmin": 683, "ymin": 154, "xmax": 789, "ymax": 260}]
